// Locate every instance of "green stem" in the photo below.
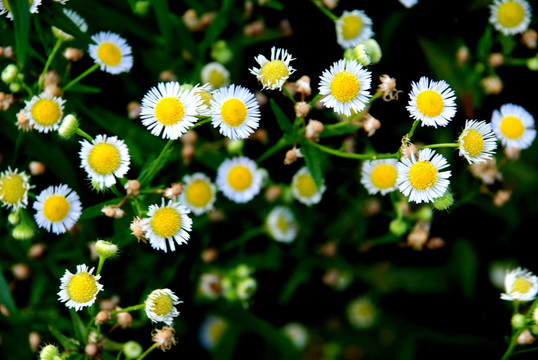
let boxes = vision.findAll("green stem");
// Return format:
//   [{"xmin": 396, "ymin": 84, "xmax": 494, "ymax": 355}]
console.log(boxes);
[
  {"xmin": 40, "ymin": 38, "xmax": 63, "ymax": 90},
  {"xmin": 407, "ymin": 120, "xmax": 420, "ymax": 141},
  {"xmin": 96, "ymin": 256, "xmax": 106, "ymax": 276},
  {"xmin": 62, "ymin": 63, "xmax": 100, "ymax": 92},
  {"xmin": 418, "ymin": 143, "xmax": 459, "ymax": 150},
  {"xmin": 309, "ymin": 140, "xmax": 399, "ymax": 160},
  {"xmin": 191, "ymin": 117, "xmax": 212, "ymax": 129},
  {"xmin": 309, "ymin": 92, "xmax": 323, "ymax": 107},
  {"xmin": 221, "ymin": 226, "xmax": 266, "ymax": 252},
  {"xmin": 136, "ymin": 343, "xmax": 158, "ymax": 360},
  {"xmin": 109, "ymin": 304, "xmax": 145, "ymax": 317},
  {"xmin": 311, "ymin": 0, "xmax": 338, "ymax": 21},
  {"xmin": 139, "ymin": 139, "xmax": 174, "ymax": 186},
  {"xmin": 282, "ymin": 85, "xmax": 296, "ymax": 104},
  {"xmin": 502, "ymin": 299, "xmax": 538, "ymax": 360},
  {"xmin": 256, "ymin": 137, "xmax": 290, "ymax": 164},
  {"xmin": 76, "ymin": 128, "xmax": 94, "ymax": 142}
]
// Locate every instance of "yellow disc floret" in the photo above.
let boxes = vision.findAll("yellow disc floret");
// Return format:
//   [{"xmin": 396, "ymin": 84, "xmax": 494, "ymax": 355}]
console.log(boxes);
[
  {"xmin": 150, "ymin": 292, "xmax": 174, "ymax": 317},
  {"xmin": 208, "ymin": 69, "xmax": 227, "ymax": 89},
  {"xmin": 31, "ymin": 99, "xmax": 61, "ymax": 126},
  {"xmin": 88, "ymin": 143, "xmax": 121, "ymax": 175},
  {"xmin": 259, "ymin": 60, "xmax": 289, "ymax": 87},
  {"xmin": 227, "ymin": 165, "xmax": 252, "ymax": 191},
  {"xmin": 221, "ymin": 98, "xmax": 247, "ymax": 127},
  {"xmin": 150, "ymin": 207, "xmax": 181, "ymax": 238},
  {"xmin": 341, "ymin": 14, "xmax": 363, "ymax": 40},
  {"xmin": 0, "ymin": 173, "xmax": 26, "ymax": 207},
  {"xmin": 330, "ymin": 71, "xmax": 360, "ymax": 103},
  {"xmin": 155, "ymin": 97, "xmax": 185, "ymax": 126},
  {"xmin": 408, "ymin": 161, "xmax": 438, "ymax": 191},
  {"xmin": 500, "ymin": 115, "xmax": 525, "ymax": 139},
  {"xmin": 416, "ymin": 90, "xmax": 444, "ymax": 117},
  {"xmin": 97, "ymin": 42, "xmax": 122, "ymax": 66},
  {"xmin": 512, "ymin": 276, "xmax": 533, "ymax": 295},
  {"xmin": 67, "ymin": 273, "xmax": 98, "ymax": 303},
  {"xmin": 185, "ymin": 180, "xmax": 212, "ymax": 207},
  {"xmin": 461, "ymin": 129, "xmax": 485, "ymax": 157},
  {"xmin": 43, "ymin": 195, "xmax": 70, "ymax": 222},
  {"xmin": 276, "ymin": 215, "xmax": 289, "ymax": 233},
  {"xmin": 370, "ymin": 164, "xmax": 397, "ymax": 190},
  {"xmin": 295, "ymin": 173, "xmax": 317, "ymax": 198},
  {"xmin": 497, "ymin": 1, "xmax": 525, "ymax": 28}
]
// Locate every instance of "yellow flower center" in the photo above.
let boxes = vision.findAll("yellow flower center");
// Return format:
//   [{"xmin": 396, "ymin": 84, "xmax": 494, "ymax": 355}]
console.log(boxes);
[
  {"xmin": 154, "ymin": 97, "xmax": 185, "ymax": 126},
  {"xmin": 43, "ymin": 195, "xmax": 70, "ymax": 222},
  {"xmin": 408, "ymin": 161, "xmax": 438, "ymax": 191},
  {"xmin": 31, "ymin": 98, "xmax": 61, "ymax": 126},
  {"xmin": 97, "ymin": 42, "xmax": 122, "ymax": 66},
  {"xmin": 511, "ymin": 276, "xmax": 533, "ymax": 295},
  {"xmin": 197, "ymin": 90, "xmax": 213, "ymax": 111},
  {"xmin": 0, "ymin": 173, "xmax": 26, "ymax": 206},
  {"xmin": 276, "ymin": 214, "xmax": 289, "ymax": 233},
  {"xmin": 295, "ymin": 173, "xmax": 317, "ymax": 198},
  {"xmin": 207, "ymin": 68, "xmax": 227, "ymax": 89},
  {"xmin": 330, "ymin": 71, "xmax": 360, "ymax": 103},
  {"xmin": 497, "ymin": 1, "xmax": 525, "ymax": 28},
  {"xmin": 185, "ymin": 180, "xmax": 212, "ymax": 208},
  {"xmin": 221, "ymin": 98, "xmax": 247, "ymax": 127},
  {"xmin": 88, "ymin": 143, "xmax": 121, "ymax": 175},
  {"xmin": 500, "ymin": 115, "xmax": 525, "ymax": 139},
  {"xmin": 67, "ymin": 273, "xmax": 98, "ymax": 304},
  {"xmin": 227, "ymin": 165, "xmax": 252, "ymax": 191},
  {"xmin": 150, "ymin": 207, "xmax": 181, "ymax": 238},
  {"xmin": 341, "ymin": 14, "xmax": 363, "ymax": 40},
  {"xmin": 259, "ymin": 60, "xmax": 289, "ymax": 86},
  {"xmin": 208, "ymin": 320, "xmax": 227, "ymax": 342},
  {"xmin": 461, "ymin": 129, "xmax": 485, "ymax": 157},
  {"xmin": 370, "ymin": 164, "xmax": 397, "ymax": 190},
  {"xmin": 150, "ymin": 292, "xmax": 173, "ymax": 316},
  {"xmin": 416, "ymin": 90, "xmax": 444, "ymax": 117},
  {"xmin": 355, "ymin": 302, "xmax": 374, "ymax": 318}
]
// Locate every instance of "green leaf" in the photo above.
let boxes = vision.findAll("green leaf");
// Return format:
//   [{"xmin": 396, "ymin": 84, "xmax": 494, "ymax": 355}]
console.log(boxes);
[
  {"xmin": 10, "ymin": 0, "xmax": 31, "ymax": 67},
  {"xmin": 48, "ymin": 325, "xmax": 81, "ymax": 351},
  {"xmin": 270, "ymin": 99, "xmax": 293, "ymax": 137},
  {"xmin": 299, "ymin": 139, "xmax": 323, "ymax": 190},
  {"xmin": 0, "ymin": 267, "xmax": 17, "ymax": 315},
  {"xmin": 65, "ymin": 83, "xmax": 102, "ymax": 94},
  {"xmin": 262, "ymin": 0, "xmax": 284, "ymax": 10},
  {"xmin": 79, "ymin": 197, "xmax": 124, "ymax": 220},
  {"xmin": 320, "ymin": 124, "xmax": 361, "ymax": 138},
  {"xmin": 69, "ymin": 308, "xmax": 87, "ymax": 344},
  {"xmin": 39, "ymin": 2, "xmax": 94, "ymax": 44}
]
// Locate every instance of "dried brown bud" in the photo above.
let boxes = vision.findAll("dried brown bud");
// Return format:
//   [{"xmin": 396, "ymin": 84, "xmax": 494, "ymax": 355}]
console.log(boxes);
[
  {"xmin": 469, "ymin": 158, "xmax": 502, "ymax": 185},
  {"xmin": 11, "ymin": 263, "xmax": 30, "ymax": 280},
  {"xmin": 488, "ymin": 53, "xmax": 504, "ymax": 68},
  {"xmin": 284, "ymin": 147, "xmax": 303, "ymax": 165},
  {"xmin": 362, "ymin": 113, "xmax": 381, "ymax": 137},
  {"xmin": 456, "ymin": 46, "xmax": 470, "ymax": 66},
  {"xmin": 319, "ymin": 241, "xmax": 338, "ymax": 258},
  {"xmin": 201, "ymin": 248, "xmax": 218, "ymax": 264},
  {"xmin": 15, "ymin": 109, "xmax": 32, "ymax": 132},
  {"xmin": 125, "ymin": 180, "xmax": 141, "ymax": 197},
  {"xmin": 208, "ymin": 208, "xmax": 226, "ymax": 222},
  {"xmin": 181, "ymin": 144, "xmax": 195, "ymax": 165},
  {"xmin": 102, "ymin": 205, "xmax": 116, "ymax": 218},
  {"xmin": 517, "ymin": 329, "xmax": 535, "ymax": 345},
  {"xmin": 294, "ymin": 75, "xmax": 311, "ymax": 97},
  {"xmin": 264, "ymin": 185, "xmax": 282, "ymax": 202},
  {"xmin": 504, "ymin": 146, "xmax": 520, "ymax": 160},
  {"xmin": 28, "ymin": 161, "xmax": 45, "ymax": 176},
  {"xmin": 243, "ymin": 20, "xmax": 265, "ymax": 37},
  {"xmin": 95, "ymin": 310, "xmax": 111, "ymax": 325},
  {"xmin": 130, "ymin": 217, "xmax": 147, "ymax": 243},
  {"xmin": 85, "ymin": 343, "xmax": 99, "ymax": 358},
  {"xmin": 127, "ymin": 101, "xmax": 141, "ymax": 119},
  {"xmin": 305, "ymin": 119, "xmax": 324, "ymax": 141},
  {"xmin": 493, "ymin": 189, "xmax": 511, "ymax": 207},
  {"xmin": 407, "ymin": 220, "xmax": 430, "ymax": 250},
  {"xmin": 28, "ymin": 243, "xmax": 46, "ymax": 259},
  {"xmin": 481, "ymin": 75, "xmax": 503, "ymax": 95},
  {"xmin": 159, "ymin": 70, "xmax": 177, "ymax": 82},
  {"xmin": 426, "ymin": 237, "xmax": 445, "ymax": 250},
  {"xmin": 152, "ymin": 326, "xmax": 177, "ymax": 351},
  {"xmin": 522, "ymin": 29, "xmax": 538, "ymax": 49},
  {"xmin": 29, "ymin": 331, "xmax": 41, "ymax": 352},
  {"xmin": 63, "ymin": 47, "xmax": 84, "ymax": 62},
  {"xmin": 378, "ymin": 74, "xmax": 400, "ymax": 101},
  {"xmin": 164, "ymin": 183, "xmax": 183, "ymax": 199},
  {"xmin": 294, "ymin": 101, "xmax": 311, "ymax": 118},
  {"xmin": 115, "ymin": 309, "xmax": 133, "ymax": 329}
]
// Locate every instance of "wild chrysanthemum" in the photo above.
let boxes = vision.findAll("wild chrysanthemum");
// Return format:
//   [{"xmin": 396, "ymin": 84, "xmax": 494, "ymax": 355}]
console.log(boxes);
[
  {"xmin": 291, "ymin": 167, "xmax": 326, "ymax": 206},
  {"xmin": 58, "ymin": 264, "xmax": 103, "ymax": 311},
  {"xmin": 319, "ymin": 59, "xmax": 372, "ymax": 116},
  {"xmin": 33, "ymin": 184, "xmax": 82, "ymax": 234},
  {"xmin": 89, "ymin": 31, "xmax": 133, "ymax": 74},
  {"xmin": 140, "ymin": 199, "xmax": 192, "ymax": 252},
  {"xmin": 347, "ymin": 297, "xmax": 376, "ymax": 329},
  {"xmin": 79, "ymin": 134, "xmax": 130, "ymax": 188},
  {"xmin": 145, "ymin": 289, "xmax": 182, "ymax": 325},
  {"xmin": 335, "ymin": 10, "xmax": 373, "ymax": 49},
  {"xmin": 489, "ymin": 0, "xmax": 532, "ymax": 35},
  {"xmin": 360, "ymin": 159, "xmax": 399, "ymax": 195},
  {"xmin": 265, "ymin": 206, "xmax": 298, "ymax": 243},
  {"xmin": 140, "ymin": 82, "xmax": 202, "ymax": 140},
  {"xmin": 491, "ymin": 103, "xmax": 536, "ymax": 150},
  {"xmin": 458, "ymin": 120, "xmax": 498, "ymax": 164},
  {"xmin": 24, "ymin": 93, "xmax": 65, "ymax": 133},
  {"xmin": 201, "ymin": 62, "xmax": 230, "ymax": 89},
  {"xmin": 0, "ymin": 0, "xmax": 41, "ymax": 20},
  {"xmin": 180, "ymin": 173, "xmax": 217, "ymax": 215},
  {"xmin": 249, "ymin": 47, "xmax": 295, "ymax": 90},
  {"xmin": 216, "ymin": 156, "xmax": 263, "ymax": 203},
  {"xmin": 210, "ymin": 84, "xmax": 260, "ymax": 140},
  {"xmin": 0, "ymin": 167, "xmax": 30, "ymax": 210},
  {"xmin": 52, "ymin": 8, "xmax": 88, "ymax": 41},
  {"xmin": 407, "ymin": 76, "xmax": 457, "ymax": 128},
  {"xmin": 501, "ymin": 267, "xmax": 538, "ymax": 301},
  {"xmin": 397, "ymin": 148, "xmax": 451, "ymax": 204},
  {"xmin": 199, "ymin": 315, "xmax": 228, "ymax": 350}
]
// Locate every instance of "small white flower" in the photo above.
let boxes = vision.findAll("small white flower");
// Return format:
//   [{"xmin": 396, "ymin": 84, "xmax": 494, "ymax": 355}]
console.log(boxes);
[
  {"xmin": 145, "ymin": 289, "xmax": 182, "ymax": 325},
  {"xmin": 489, "ymin": 0, "xmax": 532, "ymax": 35},
  {"xmin": 58, "ymin": 264, "xmax": 103, "ymax": 311},
  {"xmin": 24, "ymin": 93, "xmax": 65, "ymax": 133},
  {"xmin": 266, "ymin": 206, "xmax": 298, "ymax": 243},
  {"xmin": 89, "ymin": 31, "xmax": 133, "ymax": 74},
  {"xmin": 360, "ymin": 159, "xmax": 399, "ymax": 195},
  {"xmin": 491, "ymin": 103, "xmax": 536, "ymax": 150},
  {"xmin": 407, "ymin": 76, "xmax": 457, "ymax": 128},
  {"xmin": 216, "ymin": 156, "xmax": 263, "ymax": 203},
  {"xmin": 335, "ymin": 10, "xmax": 374, "ymax": 49},
  {"xmin": 0, "ymin": 167, "xmax": 31, "ymax": 210},
  {"xmin": 180, "ymin": 173, "xmax": 217, "ymax": 215},
  {"xmin": 33, "ymin": 184, "xmax": 82, "ymax": 234},
  {"xmin": 347, "ymin": 297, "xmax": 376, "ymax": 329},
  {"xmin": 501, "ymin": 267, "xmax": 538, "ymax": 301},
  {"xmin": 291, "ymin": 167, "xmax": 326, "ymax": 206},
  {"xmin": 249, "ymin": 47, "xmax": 296, "ymax": 90},
  {"xmin": 458, "ymin": 120, "xmax": 498, "ymax": 164}
]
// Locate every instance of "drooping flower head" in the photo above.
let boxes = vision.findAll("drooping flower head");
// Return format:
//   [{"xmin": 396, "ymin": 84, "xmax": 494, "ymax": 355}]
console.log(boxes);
[
  {"xmin": 291, "ymin": 167, "xmax": 326, "ymax": 206},
  {"xmin": 491, "ymin": 103, "xmax": 536, "ymax": 150},
  {"xmin": 216, "ymin": 156, "xmax": 263, "ymax": 203},
  {"xmin": 249, "ymin": 47, "xmax": 295, "ymax": 90},
  {"xmin": 407, "ymin": 76, "xmax": 457, "ymax": 128},
  {"xmin": 489, "ymin": 0, "xmax": 532, "ymax": 35},
  {"xmin": 360, "ymin": 159, "xmax": 399, "ymax": 195},
  {"xmin": 58, "ymin": 264, "xmax": 103, "ymax": 311},
  {"xmin": 52, "ymin": 8, "xmax": 88, "ymax": 41},
  {"xmin": 145, "ymin": 288, "xmax": 182, "ymax": 325},
  {"xmin": 0, "ymin": 167, "xmax": 30, "ymax": 210},
  {"xmin": 0, "ymin": 0, "xmax": 41, "ymax": 20},
  {"xmin": 265, "ymin": 206, "xmax": 298, "ymax": 243},
  {"xmin": 335, "ymin": 10, "xmax": 374, "ymax": 49},
  {"xmin": 501, "ymin": 267, "xmax": 538, "ymax": 302},
  {"xmin": 180, "ymin": 173, "xmax": 217, "ymax": 215},
  {"xmin": 24, "ymin": 93, "xmax": 65, "ymax": 133},
  {"xmin": 89, "ymin": 31, "xmax": 133, "ymax": 74},
  {"xmin": 33, "ymin": 184, "xmax": 82, "ymax": 234},
  {"xmin": 458, "ymin": 120, "xmax": 498, "ymax": 164}
]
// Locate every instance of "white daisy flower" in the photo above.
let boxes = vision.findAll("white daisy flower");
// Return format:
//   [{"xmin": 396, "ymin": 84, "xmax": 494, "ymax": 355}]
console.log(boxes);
[
  {"xmin": 201, "ymin": 62, "xmax": 230, "ymax": 89},
  {"xmin": 193, "ymin": 83, "xmax": 214, "ymax": 117},
  {"xmin": 140, "ymin": 82, "xmax": 202, "ymax": 140},
  {"xmin": 489, "ymin": 0, "xmax": 532, "ymax": 35},
  {"xmin": 180, "ymin": 173, "xmax": 217, "ymax": 216},
  {"xmin": 0, "ymin": 0, "xmax": 41, "ymax": 20},
  {"xmin": 145, "ymin": 288, "xmax": 182, "ymax": 326},
  {"xmin": 33, "ymin": 184, "xmax": 82, "ymax": 235},
  {"xmin": 491, "ymin": 103, "xmax": 536, "ymax": 150},
  {"xmin": 210, "ymin": 84, "xmax": 261, "ymax": 140},
  {"xmin": 335, "ymin": 10, "xmax": 374, "ymax": 49},
  {"xmin": 89, "ymin": 31, "xmax": 133, "ymax": 74},
  {"xmin": 501, "ymin": 267, "xmax": 538, "ymax": 302},
  {"xmin": 346, "ymin": 297, "xmax": 376, "ymax": 329},
  {"xmin": 360, "ymin": 159, "xmax": 399, "ymax": 195},
  {"xmin": 0, "ymin": 167, "xmax": 30, "ymax": 210},
  {"xmin": 397, "ymin": 148, "xmax": 451, "ymax": 204},
  {"xmin": 199, "ymin": 315, "xmax": 228, "ymax": 350},
  {"xmin": 52, "ymin": 8, "xmax": 88, "ymax": 41},
  {"xmin": 458, "ymin": 120, "xmax": 498, "ymax": 164},
  {"xmin": 58, "ymin": 264, "xmax": 103, "ymax": 311},
  {"xmin": 407, "ymin": 76, "xmax": 457, "ymax": 128},
  {"xmin": 291, "ymin": 167, "xmax": 326, "ymax": 206},
  {"xmin": 265, "ymin": 206, "xmax": 298, "ymax": 243},
  {"xmin": 249, "ymin": 47, "xmax": 296, "ymax": 90},
  {"xmin": 79, "ymin": 134, "xmax": 130, "ymax": 188},
  {"xmin": 319, "ymin": 59, "xmax": 372, "ymax": 117},
  {"xmin": 216, "ymin": 156, "xmax": 263, "ymax": 203},
  {"xmin": 140, "ymin": 199, "xmax": 192, "ymax": 252},
  {"xmin": 24, "ymin": 93, "xmax": 65, "ymax": 133}
]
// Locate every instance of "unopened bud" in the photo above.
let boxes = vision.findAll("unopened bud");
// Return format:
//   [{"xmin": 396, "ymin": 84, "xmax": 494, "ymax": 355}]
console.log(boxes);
[
  {"xmin": 226, "ymin": 139, "xmax": 244, "ymax": 155},
  {"xmin": 123, "ymin": 341, "xmax": 143, "ymax": 359},
  {"xmin": 12, "ymin": 224, "xmax": 34, "ymax": 240},
  {"xmin": 433, "ymin": 191, "xmax": 453, "ymax": 211},
  {"xmin": 389, "ymin": 219, "xmax": 407, "ymax": 236},
  {"xmin": 116, "ymin": 310, "xmax": 133, "ymax": 329},
  {"xmin": 124, "ymin": 180, "xmax": 140, "ymax": 196},
  {"xmin": 512, "ymin": 314, "xmax": 527, "ymax": 329},
  {"xmin": 133, "ymin": 0, "xmax": 150, "ymax": 16},
  {"xmin": 95, "ymin": 240, "xmax": 118, "ymax": 259},
  {"xmin": 11, "ymin": 263, "xmax": 31, "ymax": 280},
  {"xmin": 8, "ymin": 212, "xmax": 19, "ymax": 225},
  {"xmin": 29, "ymin": 331, "xmax": 41, "ymax": 352},
  {"xmin": 58, "ymin": 115, "xmax": 79, "ymax": 139},
  {"xmin": 210, "ymin": 40, "xmax": 233, "ymax": 64},
  {"xmin": 95, "ymin": 310, "xmax": 111, "ymax": 325},
  {"xmin": 2, "ymin": 64, "xmax": 18, "ymax": 83},
  {"xmin": 305, "ymin": 119, "xmax": 324, "ymax": 141},
  {"xmin": 294, "ymin": 101, "xmax": 311, "ymax": 118},
  {"xmin": 236, "ymin": 277, "xmax": 257, "ymax": 300},
  {"xmin": 28, "ymin": 161, "xmax": 46, "ymax": 176},
  {"xmin": 39, "ymin": 345, "xmax": 59, "ymax": 360},
  {"xmin": 294, "ymin": 75, "xmax": 311, "ymax": 97}
]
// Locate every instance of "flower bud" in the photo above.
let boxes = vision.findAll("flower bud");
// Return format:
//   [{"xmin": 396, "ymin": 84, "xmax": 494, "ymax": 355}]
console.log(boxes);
[
  {"xmin": 512, "ymin": 313, "xmax": 527, "ymax": 329},
  {"xmin": 8, "ymin": 212, "xmax": 19, "ymax": 225},
  {"xmin": 123, "ymin": 341, "xmax": 143, "ymax": 359},
  {"xmin": 433, "ymin": 191, "xmax": 453, "ymax": 211},
  {"xmin": 58, "ymin": 115, "xmax": 79, "ymax": 139},
  {"xmin": 29, "ymin": 161, "xmax": 46, "ymax": 176},
  {"xmin": 39, "ymin": 344, "xmax": 59, "ymax": 360},
  {"xmin": 389, "ymin": 219, "xmax": 407, "ymax": 236},
  {"xmin": 95, "ymin": 240, "xmax": 118, "ymax": 259},
  {"xmin": 1, "ymin": 64, "xmax": 18, "ymax": 83},
  {"xmin": 210, "ymin": 40, "xmax": 233, "ymax": 64},
  {"xmin": 12, "ymin": 223, "xmax": 34, "ymax": 240},
  {"xmin": 9, "ymin": 81, "xmax": 21, "ymax": 93},
  {"xmin": 95, "ymin": 310, "xmax": 111, "ymax": 325},
  {"xmin": 133, "ymin": 0, "xmax": 150, "ymax": 16},
  {"xmin": 226, "ymin": 139, "xmax": 244, "ymax": 155}
]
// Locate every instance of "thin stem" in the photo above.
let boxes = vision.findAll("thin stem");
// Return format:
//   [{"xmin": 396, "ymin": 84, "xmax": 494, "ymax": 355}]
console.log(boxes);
[
  {"xmin": 282, "ymin": 85, "xmax": 296, "ymax": 104},
  {"xmin": 136, "ymin": 343, "xmax": 158, "ymax": 360},
  {"xmin": 62, "ymin": 63, "xmax": 100, "ymax": 92},
  {"xmin": 76, "ymin": 128, "xmax": 94, "ymax": 142},
  {"xmin": 96, "ymin": 256, "xmax": 106, "ymax": 276},
  {"xmin": 139, "ymin": 139, "xmax": 174, "ymax": 186},
  {"xmin": 109, "ymin": 304, "xmax": 145, "ymax": 316},
  {"xmin": 418, "ymin": 143, "xmax": 459, "ymax": 150},
  {"xmin": 191, "ymin": 117, "xmax": 212, "ymax": 129},
  {"xmin": 407, "ymin": 120, "xmax": 420, "ymax": 141},
  {"xmin": 256, "ymin": 137, "xmax": 290, "ymax": 164},
  {"xmin": 311, "ymin": 0, "xmax": 338, "ymax": 21},
  {"xmin": 309, "ymin": 92, "xmax": 323, "ymax": 107},
  {"xmin": 309, "ymin": 140, "xmax": 399, "ymax": 160},
  {"xmin": 40, "ymin": 38, "xmax": 63, "ymax": 90}
]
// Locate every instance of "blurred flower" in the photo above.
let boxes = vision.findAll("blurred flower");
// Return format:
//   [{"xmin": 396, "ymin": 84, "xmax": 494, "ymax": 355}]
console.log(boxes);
[
  {"xmin": 0, "ymin": 0, "xmax": 41, "ymax": 20},
  {"xmin": 346, "ymin": 297, "xmax": 376, "ymax": 329},
  {"xmin": 201, "ymin": 62, "xmax": 230, "ymax": 89},
  {"xmin": 0, "ymin": 167, "xmax": 30, "ymax": 210},
  {"xmin": 360, "ymin": 159, "xmax": 399, "ymax": 195},
  {"xmin": 491, "ymin": 103, "xmax": 536, "ymax": 150},
  {"xmin": 145, "ymin": 289, "xmax": 182, "ymax": 325},
  {"xmin": 250, "ymin": 47, "xmax": 295, "ymax": 91},
  {"xmin": 481, "ymin": 75, "xmax": 503, "ymax": 95},
  {"xmin": 399, "ymin": 0, "xmax": 418, "ymax": 8},
  {"xmin": 58, "ymin": 264, "xmax": 103, "ymax": 311},
  {"xmin": 458, "ymin": 120, "xmax": 497, "ymax": 164},
  {"xmin": 152, "ymin": 326, "xmax": 177, "ymax": 351},
  {"xmin": 24, "ymin": 93, "xmax": 65, "ymax": 133},
  {"xmin": 123, "ymin": 341, "xmax": 142, "ymax": 359},
  {"xmin": 397, "ymin": 148, "xmax": 451, "ymax": 204},
  {"xmin": 216, "ymin": 156, "xmax": 263, "ymax": 203},
  {"xmin": 28, "ymin": 161, "xmax": 45, "ymax": 176},
  {"xmin": 199, "ymin": 315, "xmax": 228, "ymax": 350},
  {"xmin": 63, "ymin": 47, "xmax": 84, "ymax": 62},
  {"xmin": 180, "ymin": 173, "xmax": 216, "ymax": 215},
  {"xmin": 236, "ymin": 277, "xmax": 257, "ymax": 300},
  {"xmin": 89, "ymin": 31, "xmax": 133, "ymax": 74},
  {"xmin": 33, "ymin": 184, "xmax": 82, "ymax": 234},
  {"xmin": 265, "ymin": 206, "xmax": 298, "ymax": 243},
  {"xmin": 140, "ymin": 199, "xmax": 192, "ymax": 252},
  {"xmin": 52, "ymin": 9, "xmax": 88, "ymax": 41},
  {"xmin": 319, "ymin": 59, "xmax": 372, "ymax": 116},
  {"xmin": 282, "ymin": 322, "xmax": 309, "ymax": 350},
  {"xmin": 199, "ymin": 272, "xmax": 223, "ymax": 299},
  {"xmin": 291, "ymin": 167, "xmax": 325, "ymax": 206},
  {"xmin": 210, "ymin": 84, "xmax": 260, "ymax": 140},
  {"xmin": 335, "ymin": 10, "xmax": 373, "ymax": 49},
  {"xmin": 501, "ymin": 267, "xmax": 538, "ymax": 301},
  {"xmin": 489, "ymin": 0, "xmax": 531, "ymax": 35},
  {"xmin": 79, "ymin": 134, "xmax": 131, "ymax": 188},
  {"xmin": 407, "ymin": 76, "xmax": 457, "ymax": 128},
  {"xmin": 521, "ymin": 29, "xmax": 537, "ymax": 48}
]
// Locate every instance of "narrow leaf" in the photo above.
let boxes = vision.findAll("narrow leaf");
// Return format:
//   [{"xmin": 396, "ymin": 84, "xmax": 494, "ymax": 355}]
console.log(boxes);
[
  {"xmin": 270, "ymin": 99, "xmax": 293, "ymax": 136},
  {"xmin": 300, "ymin": 139, "xmax": 323, "ymax": 189},
  {"xmin": 0, "ymin": 267, "xmax": 17, "ymax": 315},
  {"xmin": 11, "ymin": 0, "xmax": 31, "ymax": 66}
]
